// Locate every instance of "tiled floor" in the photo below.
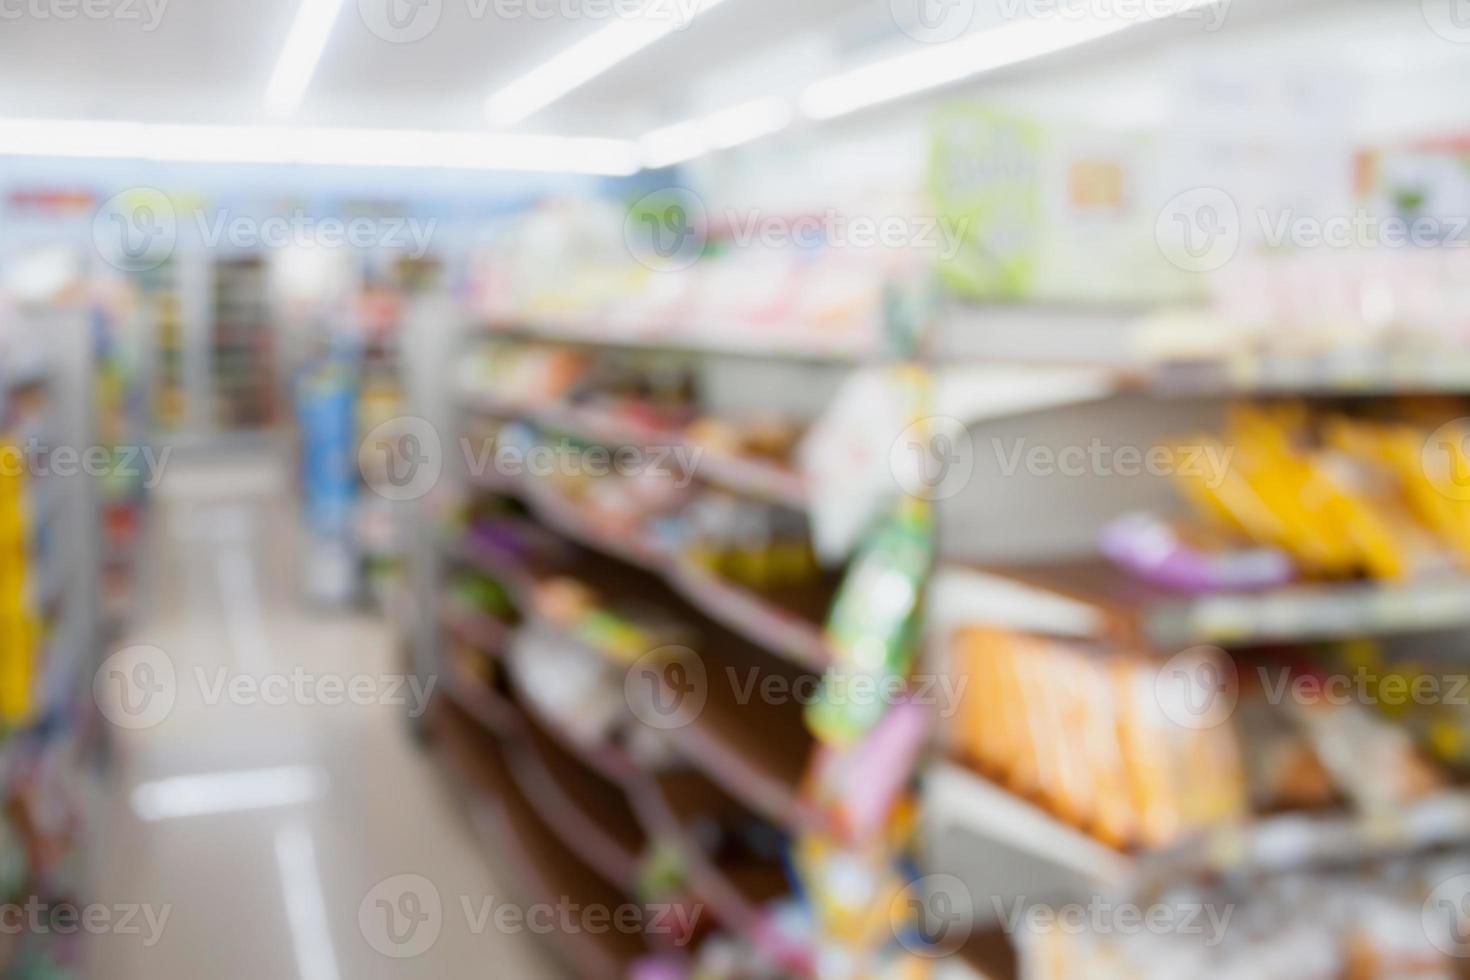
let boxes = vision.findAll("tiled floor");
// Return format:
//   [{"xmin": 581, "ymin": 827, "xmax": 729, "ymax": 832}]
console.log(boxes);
[{"xmin": 84, "ymin": 449, "xmax": 555, "ymax": 979}]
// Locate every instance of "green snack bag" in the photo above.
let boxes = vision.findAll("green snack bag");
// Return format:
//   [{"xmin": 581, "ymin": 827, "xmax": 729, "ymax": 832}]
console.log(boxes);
[{"xmin": 806, "ymin": 499, "xmax": 935, "ymax": 748}]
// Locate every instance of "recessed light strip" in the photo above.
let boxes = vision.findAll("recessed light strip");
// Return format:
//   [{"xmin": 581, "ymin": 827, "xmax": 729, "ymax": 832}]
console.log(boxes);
[
  {"xmin": 639, "ymin": 96, "xmax": 792, "ymax": 169},
  {"xmin": 0, "ymin": 119, "xmax": 642, "ymax": 175},
  {"xmin": 484, "ymin": 0, "xmax": 735, "ymax": 127},
  {"xmin": 801, "ymin": 0, "xmax": 1226, "ymax": 120},
  {"xmin": 265, "ymin": 0, "xmax": 347, "ymax": 117}
]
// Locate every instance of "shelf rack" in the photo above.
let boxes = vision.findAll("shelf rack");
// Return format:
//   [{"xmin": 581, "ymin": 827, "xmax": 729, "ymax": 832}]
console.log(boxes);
[
  {"xmin": 937, "ymin": 304, "xmax": 1470, "ymax": 399},
  {"xmin": 456, "ymin": 428, "xmax": 833, "ymax": 671},
  {"xmin": 462, "ymin": 390, "xmax": 810, "ymax": 510},
  {"xmin": 409, "ymin": 303, "xmax": 1470, "ymax": 979},
  {"xmin": 927, "ymin": 760, "xmax": 1470, "ymax": 890},
  {"xmin": 932, "ymin": 558, "xmax": 1470, "ymax": 651},
  {"xmin": 913, "ymin": 306, "xmax": 1470, "ymax": 978},
  {"xmin": 398, "ymin": 309, "xmax": 899, "ymax": 976},
  {"xmin": 430, "ymin": 567, "xmax": 820, "ymax": 974}
]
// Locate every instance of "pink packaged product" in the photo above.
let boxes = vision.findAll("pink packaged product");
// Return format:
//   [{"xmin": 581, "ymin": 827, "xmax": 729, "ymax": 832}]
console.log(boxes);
[{"xmin": 1100, "ymin": 512, "xmax": 1295, "ymax": 593}]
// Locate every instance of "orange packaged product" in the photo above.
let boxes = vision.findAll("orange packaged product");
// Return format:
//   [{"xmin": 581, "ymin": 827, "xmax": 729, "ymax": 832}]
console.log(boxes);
[
  {"xmin": 1113, "ymin": 656, "xmax": 1187, "ymax": 848},
  {"xmin": 1046, "ymin": 643, "xmax": 1097, "ymax": 828},
  {"xmin": 950, "ymin": 626, "xmax": 1001, "ymax": 772},
  {"xmin": 1075, "ymin": 652, "xmax": 1137, "ymax": 848},
  {"xmin": 993, "ymin": 633, "xmax": 1027, "ymax": 777},
  {"xmin": 1010, "ymin": 634, "xmax": 1052, "ymax": 801}
]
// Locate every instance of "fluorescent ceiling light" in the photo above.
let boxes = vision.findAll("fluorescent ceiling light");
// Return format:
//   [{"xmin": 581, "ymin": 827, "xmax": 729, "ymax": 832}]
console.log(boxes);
[
  {"xmin": 0, "ymin": 119, "xmax": 642, "ymax": 175},
  {"xmin": 131, "ymin": 766, "xmax": 329, "ymax": 821},
  {"xmin": 484, "ymin": 0, "xmax": 734, "ymax": 127},
  {"xmin": 639, "ymin": 97, "xmax": 792, "ymax": 169},
  {"xmin": 265, "ymin": 0, "xmax": 347, "ymax": 117},
  {"xmin": 801, "ymin": 0, "xmax": 1223, "ymax": 120}
]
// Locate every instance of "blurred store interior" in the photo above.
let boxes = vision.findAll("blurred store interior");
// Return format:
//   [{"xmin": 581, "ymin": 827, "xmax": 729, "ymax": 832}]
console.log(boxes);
[{"xmin": 6, "ymin": 0, "xmax": 1470, "ymax": 977}]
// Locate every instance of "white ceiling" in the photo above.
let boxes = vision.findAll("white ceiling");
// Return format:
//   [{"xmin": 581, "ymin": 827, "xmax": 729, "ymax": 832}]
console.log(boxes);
[
  {"xmin": 0, "ymin": 0, "xmax": 882, "ymax": 134},
  {"xmin": 0, "ymin": 0, "xmax": 1467, "ymax": 145}
]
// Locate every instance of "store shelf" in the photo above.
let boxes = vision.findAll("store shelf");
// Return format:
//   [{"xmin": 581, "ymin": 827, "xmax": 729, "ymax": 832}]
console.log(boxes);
[
  {"xmin": 449, "ymin": 524, "xmax": 827, "ymax": 847},
  {"xmin": 448, "ymin": 526, "xmax": 543, "ymax": 605},
  {"xmin": 489, "ymin": 755, "xmax": 688, "ymax": 973},
  {"xmin": 929, "ymin": 759, "xmax": 1470, "ymax": 893},
  {"xmin": 429, "ymin": 695, "xmax": 514, "ymax": 797},
  {"xmin": 665, "ymin": 560, "xmax": 831, "ymax": 671},
  {"xmin": 628, "ymin": 768, "xmax": 814, "ymax": 976},
  {"xmin": 516, "ymin": 475, "xmax": 666, "ymax": 572},
  {"xmin": 502, "ymin": 725, "xmax": 647, "ymax": 892},
  {"xmin": 458, "ymin": 473, "xmax": 832, "ymax": 669},
  {"xmin": 644, "ymin": 668, "xmax": 825, "ymax": 836},
  {"xmin": 500, "ymin": 648, "xmax": 642, "ymax": 786},
  {"xmin": 439, "ymin": 593, "xmax": 513, "ymax": 654},
  {"xmin": 936, "ymin": 557, "xmax": 1470, "ymax": 650},
  {"xmin": 1145, "ymin": 788, "xmax": 1470, "ymax": 881},
  {"xmin": 462, "ymin": 392, "xmax": 809, "ymax": 509},
  {"xmin": 935, "ymin": 304, "xmax": 1149, "ymax": 368},
  {"xmin": 481, "ymin": 320, "xmax": 879, "ymax": 364},
  {"xmin": 433, "ymin": 702, "xmax": 662, "ymax": 977},
  {"xmin": 440, "ymin": 655, "xmax": 520, "ymax": 737},
  {"xmin": 1144, "ymin": 352, "xmax": 1470, "ymax": 397},
  {"xmin": 694, "ymin": 450, "xmax": 807, "ymax": 510},
  {"xmin": 937, "ymin": 304, "xmax": 1470, "ymax": 398},
  {"xmin": 634, "ymin": 769, "xmax": 789, "ymax": 922},
  {"xmin": 924, "ymin": 762, "xmax": 1135, "ymax": 886},
  {"xmin": 938, "ymin": 931, "xmax": 1019, "ymax": 980}
]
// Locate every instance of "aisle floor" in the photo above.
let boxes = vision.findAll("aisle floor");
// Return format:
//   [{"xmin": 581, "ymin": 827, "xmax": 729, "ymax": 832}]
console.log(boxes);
[{"xmin": 84, "ymin": 449, "xmax": 556, "ymax": 979}]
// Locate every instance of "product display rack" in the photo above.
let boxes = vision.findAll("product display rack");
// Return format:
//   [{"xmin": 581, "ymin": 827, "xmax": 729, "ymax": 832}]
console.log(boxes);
[
  {"xmin": 135, "ymin": 260, "xmax": 185, "ymax": 432},
  {"xmin": 914, "ymin": 312, "xmax": 1470, "ymax": 977},
  {"xmin": 0, "ymin": 298, "xmax": 104, "ymax": 979},
  {"xmin": 401, "ymin": 297, "xmax": 941, "ymax": 977},
  {"xmin": 211, "ymin": 255, "xmax": 276, "ymax": 430},
  {"xmin": 938, "ymin": 557, "xmax": 1470, "ymax": 650},
  {"xmin": 93, "ymin": 300, "xmax": 152, "ymax": 640}
]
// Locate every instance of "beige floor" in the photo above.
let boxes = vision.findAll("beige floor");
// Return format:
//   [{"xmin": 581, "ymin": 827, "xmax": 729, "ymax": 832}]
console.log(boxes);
[{"xmin": 84, "ymin": 449, "xmax": 556, "ymax": 979}]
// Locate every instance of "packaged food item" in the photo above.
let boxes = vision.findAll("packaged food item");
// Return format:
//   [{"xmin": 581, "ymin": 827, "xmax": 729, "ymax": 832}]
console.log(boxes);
[
  {"xmin": 1288, "ymin": 699, "xmax": 1445, "ymax": 812},
  {"xmin": 1100, "ymin": 512, "xmax": 1296, "ymax": 593},
  {"xmin": 682, "ymin": 493, "xmax": 820, "ymax": 592},
  {"xmin": 806, "ymin": 700, "xmax": 931, "ymax": 846},
  {"xmin": 1231, "ymin": 693, "xmax": 1338, "ymax": 813},
  {"xmin": 1018, "ymin": 855, "xmax": 1469, "ymax": 980},
  {"xmin": 948, "ymin": 628, "xmax": 1248, "ymax": 849},
  {"xmin": 0, "ymin": 441, "xmax": 38, "ymax": 726},
  {"xmin": 793, "ymin": 801, "xmax": 920, "ymax": 975},
  {"xmin": 1149, "ymin": 404, "xmax": 1470, "ymax": 585},
  {"xmin": 454, "ymin": 341, "xmax": 592, "ymax": 409},
  {"xmin": 807, "ymin": 501, "xmax": 935, "ymax": 748}
]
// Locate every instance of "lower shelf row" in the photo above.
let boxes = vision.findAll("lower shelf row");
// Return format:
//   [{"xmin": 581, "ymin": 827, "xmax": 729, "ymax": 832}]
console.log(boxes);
[{"xmin": 428, "ymin": 691, "xmax": 820, "ymax": 978}]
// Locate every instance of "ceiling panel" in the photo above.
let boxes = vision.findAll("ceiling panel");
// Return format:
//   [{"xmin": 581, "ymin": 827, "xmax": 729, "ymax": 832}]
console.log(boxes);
[
  {"xmin": 0, "ymin": 0, "xmax": 302, "ymax": 122},
  {"xmin": 0, "ymin": 0, "xmax": 1458, "ymax": 143},
  {"xmin": 303, "ymin": 1, "xmax": 595, "ymax": 129}
]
